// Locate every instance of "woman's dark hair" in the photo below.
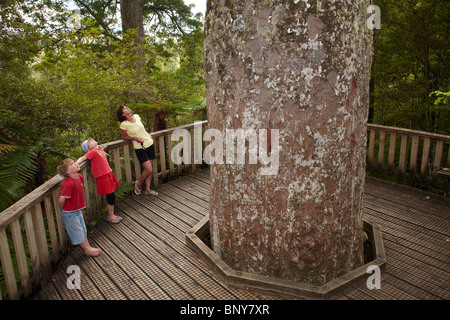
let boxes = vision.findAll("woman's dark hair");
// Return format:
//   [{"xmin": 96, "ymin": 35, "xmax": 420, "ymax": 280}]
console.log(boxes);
[{"xmin": 116, "ymin": 105, "xmax": 126, "ymax": 122}]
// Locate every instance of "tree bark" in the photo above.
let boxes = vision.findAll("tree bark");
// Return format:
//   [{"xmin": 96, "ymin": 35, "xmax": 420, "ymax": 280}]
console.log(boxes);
[
  {"xmin": 120, "ymin": 0, "xmax": 146, "ymax": 74},
  {"xmin": 205, "ymin": 0, "xmax": 373, "ymax": 285},
  {"xmin": 120, "ymin": 0, "xmax": 144, "ymax": 39}
]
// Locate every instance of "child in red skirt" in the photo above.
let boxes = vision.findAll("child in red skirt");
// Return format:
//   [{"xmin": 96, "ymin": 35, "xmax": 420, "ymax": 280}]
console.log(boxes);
[{"xmin": 76, "ymin": 138, "xmax": 123, "ymax": 224}]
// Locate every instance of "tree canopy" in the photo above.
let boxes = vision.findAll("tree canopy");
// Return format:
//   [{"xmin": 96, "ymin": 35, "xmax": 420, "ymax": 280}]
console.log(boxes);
[{"xmin": 0, "ymin": 0, "xmax": 206, "ymax": 211}]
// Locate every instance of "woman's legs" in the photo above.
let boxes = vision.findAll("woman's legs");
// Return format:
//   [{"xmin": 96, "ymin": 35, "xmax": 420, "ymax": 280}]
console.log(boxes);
[
  {"xmin": 145, "ymin": 164, "xmax": 152, "ymax": 193},
  {"xmin": 135, "ymin": 146, "xmax": 158, "ymax": 195},
  {"xmin": 137, "ymin": 160, "xmax": 152, "ymax": 191}
]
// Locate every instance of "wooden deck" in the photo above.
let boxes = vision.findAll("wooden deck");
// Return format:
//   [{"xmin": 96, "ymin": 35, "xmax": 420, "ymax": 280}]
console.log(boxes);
[{"xmin": 35, "ymin": 169, "xmax": 450, "ymax": 300}]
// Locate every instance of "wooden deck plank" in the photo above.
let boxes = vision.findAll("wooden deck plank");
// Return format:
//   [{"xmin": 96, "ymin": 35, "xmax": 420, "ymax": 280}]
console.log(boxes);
[
  {"xmin": 35, "ymin": 171, "xmax": 449, "ymax": 300},
  {"xmin": 383, "ymin": 263, "xmax": 449, "ymax": 299},
  {"xmin": 108, "ymin": 213, "xmax": 215, "ymax": 300},
  {"xmin": 92, "ymin": 223, "xmax": 174, "ymax": 299},
  {"xmin": 383, "ymin": 274, "xmax": 442, "ymax": 300},
  {"xmin": 161, "ymin": 183, "xmax": 210, "ymax": 210},
  {"xmin": 35, "ymin": 277, "xmax": 62, "ymax": 300},
  {"xmin": 86, "ymin": 236, "xmax": 150, "ymax": 300},
  {"xmin": 156, "ymin": 186, "xmax": 208, "ymax": 218},
  {"xmin": 155, "ymin": 187, "xmax": 207, "ymax": 221},
  {"xmin": 121, "ymin": 198, "xmax": 186, "ymax": 239},
  {"xmin": 365, "ymin": 177, "xmax": 449, "ymax": 220},
  {"xmin": 383, "ymin": 233, "xmax": 448, "ymax": 269},
  {"xmin": 48, "ymin": 255, "xmax": 84, "ymax": 300},
  {"xmin": 98, "ymin": 222, "xmax": 194, "ymax": 299},
  {"xmin": 167, "ymin": 179, "xmax": 209, "ymax": 202},
  {"xmin": 71, "ymin": 247, "xmax": 127, "ymax": 300},
  {"xmin": 136, "ymin": 193, "xmax": 199, "ymax": 228},
  {"xmin": 185, "ymin": 174, "xmax": 211, "ymax": 189},
  {"xmin": 115, "ymin": 198, "xmax": 258, "ymax": 299},
  {"xmin": 364, "ymin": 193, "xmax": 449, "ymax": 236},
  {"xmin": 365, "ymin": 209, "xmax": 449, "ymax": 254},
  {"xmin": 364, "ymin": 211, "xmax": 449, "ymax": 260},
  {"xmin": 383, "ymin": 247, "xmax": 449, "ymax": 291},
  {"xmin": 66, "ymin": 247, "xmax": 108, "ymax": 300}
]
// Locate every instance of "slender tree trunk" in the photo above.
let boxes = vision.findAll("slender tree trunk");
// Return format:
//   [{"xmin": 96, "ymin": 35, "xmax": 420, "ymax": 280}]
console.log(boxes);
[
  {"xmin": 205, "ymin": 0, "xmax": 373, "ymax": 285},
  {"xmin": 121, "ymin": 0, "xmax": 144, "ymax": 39},
  {"xmin": 120, "ymin": 0, "xmax": 146, "ymax": 74}
]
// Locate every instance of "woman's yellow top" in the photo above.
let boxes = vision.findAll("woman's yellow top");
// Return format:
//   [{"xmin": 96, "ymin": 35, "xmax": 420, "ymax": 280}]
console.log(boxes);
[{"xmin": 119, "ymin": 114, "xmax": 154, "ymax": 149}]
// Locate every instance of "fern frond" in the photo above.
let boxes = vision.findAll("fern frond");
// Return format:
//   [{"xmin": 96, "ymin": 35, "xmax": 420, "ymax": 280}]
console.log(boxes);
[
  {"xmin": 0, "ymin": 145, "xmax": 37, "ymax": 210},
  {"xmin": 0, "ymin": 144, "xmax": 16, "ymax": 156}
]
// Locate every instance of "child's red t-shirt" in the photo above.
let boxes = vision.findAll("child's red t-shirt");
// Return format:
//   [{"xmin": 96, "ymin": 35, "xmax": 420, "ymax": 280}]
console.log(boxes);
[
  {"xmin": 85, "ymin": 148, "xmax": 112, "ymax": 178},
  {"xmin": 60, "ymin": 174, "xmax": 86, "ymax": 211}
]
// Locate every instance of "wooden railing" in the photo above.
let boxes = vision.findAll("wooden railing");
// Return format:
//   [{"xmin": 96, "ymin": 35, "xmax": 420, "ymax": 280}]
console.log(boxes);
[
  {"xmin": 0, "ymin": 121, "xmax": 207, "ymax": 300},
  {"xmin": 0, "ymin": 122, "xmax": 448, "ymax": 300},
  {"xmin": 366, "ymin": 124, "xmax": 450, "ymax": 187}
]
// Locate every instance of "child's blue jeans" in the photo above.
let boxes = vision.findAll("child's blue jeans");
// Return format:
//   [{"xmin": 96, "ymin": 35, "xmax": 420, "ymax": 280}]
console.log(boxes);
[{"xmin": 61, "ymin": 209, "xmax": 87, "ymax": 245}]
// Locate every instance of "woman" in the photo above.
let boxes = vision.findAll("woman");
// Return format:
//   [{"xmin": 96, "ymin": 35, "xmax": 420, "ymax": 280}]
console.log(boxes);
[{"xmin": 116, "ymin": 105, "xmax": 158, "ymax": 196}]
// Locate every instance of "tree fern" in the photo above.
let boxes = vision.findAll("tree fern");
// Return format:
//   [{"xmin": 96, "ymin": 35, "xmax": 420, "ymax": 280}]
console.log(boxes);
[
  {"xmin": 0, "ymin": 144, "xmax": 38, "ymax": 212},
  {"xmin": 0, "ymin": 124, "xmax": 38, "ymax": 212}
]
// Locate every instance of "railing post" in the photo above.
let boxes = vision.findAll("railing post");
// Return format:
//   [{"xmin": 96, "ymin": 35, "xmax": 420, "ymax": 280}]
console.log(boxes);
[
  {"xmin": 168, "ymin": 133, "xmax": 175, "ymax": 176},
  {"xmin": 387, "ymin": 132, "xmax": 397, "ymax": 174},
  {"xmin": 432, "ymin": 140, "xmax": 444, "ymax": 185},
  {"xmin": 159, "ymin": 135, "xmax": 167, "ymax": 180},
  {"xmin": 409, "ymin": 135, "xmax": 419, "ymax": 184},
  {"xmin": 31, "ymin": 203, "xmax": 52, "ymax": 285},
  {"xmin": 0, "ymin": 227, "xmax": 18, "ymax": 300},
  {"xmin": 113, "ymin": 147, "xmax": 122, "ymax": 182},
  {"xmin": 43, "ymin": 197, "xmax": 59, "ymax": 258},
  {"xmin": 52, "ymin": 189, "xmax": 67, "ymax": 248},
  {"xmin": 10, "ymin": 219, "xmax": 31, "ymax": 297},
  {"xmin": 123, "ymin": 144, "xmax": 133, "ymax": 184},
  {"xmin": 152, "ymin": 158, "xmax": 159, "ymax": 186},
  {"xmin": 133, "ymin": 146, "xmax": 141, "ymax": 181},
  {"xmin": 377, "ymin": 130, "xmax": 386, "ymax": 172},
  {"xmin": 398, "ymin": 134, "xmax": 408, "ymax": 183},
  {"xmin": 368, "ymin": 129, "xmax": 376, "ymax": 170},
  {"xmin": 23, "ymin": 209, "xmax": 40, "ymax": 285},
  {"xmin": 420, "ymin": 138, "xmax": 431, "ymax": 182}
]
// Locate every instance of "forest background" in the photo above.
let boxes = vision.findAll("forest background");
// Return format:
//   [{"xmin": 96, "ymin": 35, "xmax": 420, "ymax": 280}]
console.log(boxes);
[{"xmin": 0, "ymin": 0, "xmax": 448, "ymax": 212}]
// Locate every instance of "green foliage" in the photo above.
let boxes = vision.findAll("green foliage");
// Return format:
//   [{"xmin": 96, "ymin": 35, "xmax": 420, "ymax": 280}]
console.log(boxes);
[
  {"xmin": 0, "ymin": 0, "xmax": 205, "ymax": 214},
  {"xmin": 430, "ymin": 90, "xmax": 449, "ymax": 106},
  {"xmin": 371, "ymin": 0, "xmax": 450, "ymax": 135},
  {"xmin": 73, "ymin": 0, "xmax": 202, "ymax": 41},
  {"xmin": 0, "ymin": 137, "xmax": 37, "ymax": 211}
]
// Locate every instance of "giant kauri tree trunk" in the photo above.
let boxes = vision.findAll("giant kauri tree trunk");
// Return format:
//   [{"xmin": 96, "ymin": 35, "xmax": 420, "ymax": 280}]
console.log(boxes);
[{"xmin": 205, "ymin": 0, "xmax": 374, "ymax": 285}]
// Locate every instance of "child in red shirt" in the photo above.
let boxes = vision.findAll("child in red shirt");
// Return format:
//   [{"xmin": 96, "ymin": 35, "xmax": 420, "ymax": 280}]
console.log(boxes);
[
  {"xmin": 76, "ymin": 139, "xmax": 122, "ymax": 224},
  {"xmin": 57, "ymin": 159, "xmax": 101, "ymax": 256}
]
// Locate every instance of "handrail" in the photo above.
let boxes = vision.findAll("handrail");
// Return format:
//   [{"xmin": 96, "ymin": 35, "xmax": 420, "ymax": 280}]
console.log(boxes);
[
  {"xmin": 366, "ymin": 124, "xmax": 449, "ymax": 185},
  {"xmin": 0, "ymin": 122, "xmax": 448, "ymax": 300},
  {"xmin": 367, "ymin": 124, "xmax": 450, "ymax": 143},
  {"xmin": 0, "ymin": 121, "xmax": 208, "ymax": 300}
]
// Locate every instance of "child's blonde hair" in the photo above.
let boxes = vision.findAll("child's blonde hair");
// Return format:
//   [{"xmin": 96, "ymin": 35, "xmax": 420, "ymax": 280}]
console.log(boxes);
[{"xmin": 57, "ymin": 159, "xmax": 74, "ymax": 177}]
